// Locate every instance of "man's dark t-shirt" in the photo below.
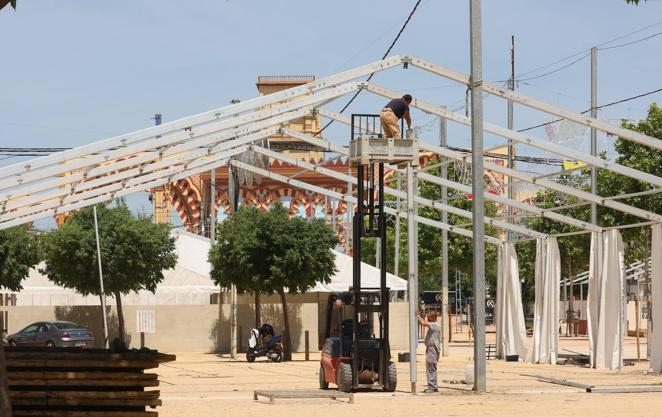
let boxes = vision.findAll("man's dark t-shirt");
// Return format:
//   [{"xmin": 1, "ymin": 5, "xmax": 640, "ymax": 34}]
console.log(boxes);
[{"xmin": 384, "ymin": 98, "xmax": 409, "ymax": 119}]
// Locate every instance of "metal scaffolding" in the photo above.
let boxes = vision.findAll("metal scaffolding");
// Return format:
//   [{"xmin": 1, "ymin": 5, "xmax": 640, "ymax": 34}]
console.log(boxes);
[{"xmin": 1, "ymin": 54, "xmax": 661, "ymax": 392}]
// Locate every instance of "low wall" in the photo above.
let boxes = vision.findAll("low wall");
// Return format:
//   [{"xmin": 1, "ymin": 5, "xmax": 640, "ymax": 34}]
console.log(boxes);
[{"xmin": 3, "ymin": 301, "xmax": 411, "ymax": 353}]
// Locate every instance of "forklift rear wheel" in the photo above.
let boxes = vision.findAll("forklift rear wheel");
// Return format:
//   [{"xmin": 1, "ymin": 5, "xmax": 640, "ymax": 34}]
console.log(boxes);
[
  {"xmin": 383, "ymin": 362, "xmax": 397, "ymax": 392},
  {"xmin": 319, "ymin": 365, "xmax": 329, "ymax": 390},
  {"xmin": 336, "ymin": 362, "xmax": 353, "ymax": 393}
]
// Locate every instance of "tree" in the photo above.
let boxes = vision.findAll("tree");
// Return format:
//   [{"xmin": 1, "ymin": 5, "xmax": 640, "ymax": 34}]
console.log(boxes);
[
  {"xmin": 0, "ymin": 225, "xmax": 40, "ymax": 417},
  {"xmin": 209, "ymin": 203, "xmax": 338, "ymax": 361},
  {"xmin": 625, "ymin": 0, "xmax": 646, "ymax": 4},
  {"xmin": 41, "ymin": 204, "xmax": 177, "ymax": 345}
]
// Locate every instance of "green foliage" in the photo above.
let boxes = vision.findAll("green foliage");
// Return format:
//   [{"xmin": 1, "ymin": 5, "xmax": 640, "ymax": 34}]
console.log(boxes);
[
  {"xmin": 41, "ymin": 204, "xmax": 177, "ymax": 296},
  {"xmin": 209, "ymin": 203, "xmax": 338, "ymax": 295},
  {"xmin": 0, "ymin": 226, "xmax": 40, "ymax": 291},
  {"xmin": 625, "ymin": 0, "xmax": 645, "ymax": 4}
]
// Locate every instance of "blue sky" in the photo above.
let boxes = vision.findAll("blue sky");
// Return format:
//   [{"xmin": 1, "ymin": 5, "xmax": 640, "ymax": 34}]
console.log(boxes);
[{"xmin": 2, "ymin": 0, "xmax": 662, "ymax": 226}]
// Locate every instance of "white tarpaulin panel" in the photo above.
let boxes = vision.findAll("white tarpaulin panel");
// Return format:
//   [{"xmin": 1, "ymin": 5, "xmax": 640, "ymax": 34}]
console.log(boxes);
[
  {"xmin": 588, "ymin": 230, "xmax": 626, "ymax": 370},
  {"xmin": 496, "ymin": 243, "xmax": 528, "ymax": 359},
  {"xmin": 526, "ymin": 237, "xmax": 560, "ymax": 364},
  {"xmin": 650, "ymin": 224, "xmax": 662, "ymax": 373}
]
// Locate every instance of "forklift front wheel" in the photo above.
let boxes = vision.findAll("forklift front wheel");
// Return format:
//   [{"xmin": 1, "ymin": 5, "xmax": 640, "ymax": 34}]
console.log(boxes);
[
  {"xmin": 336, "ymin": 362, "xmax": 353, "ymax": 393},
  {"xmin": 383, "ymin": 362, "xmax": 397, "ymax": 392}
]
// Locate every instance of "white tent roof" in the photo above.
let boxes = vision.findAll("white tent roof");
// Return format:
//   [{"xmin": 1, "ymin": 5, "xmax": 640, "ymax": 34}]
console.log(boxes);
[
  {"xmin": 171, "ymin": 229, "xmax": 407, "ymax": 292},
  {"xmin": 11, "ymin": 229, "xmax": 406, "ymax": 306}
]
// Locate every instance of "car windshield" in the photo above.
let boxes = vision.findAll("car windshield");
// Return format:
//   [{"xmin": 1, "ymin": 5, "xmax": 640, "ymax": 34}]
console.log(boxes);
[{"xmin": 53, "ymin": 322, "xmax": 81, "ymax": 330}]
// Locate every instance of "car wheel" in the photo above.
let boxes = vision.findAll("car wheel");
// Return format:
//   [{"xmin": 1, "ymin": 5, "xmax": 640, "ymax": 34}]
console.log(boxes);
[
  {"xmin": 319, "ymin": 365, "xmax": 329, "ymax": 390},
  {"xmin": 336, "ymin": 362, "xmax": 353, "ymax": 393},
  {"xmin": 8, "ymin": 340, "xmax": 16, "ymax": 347},
  {"xmin": 45, "ymin": 341, "xmax": 55, "ymax": 348}
]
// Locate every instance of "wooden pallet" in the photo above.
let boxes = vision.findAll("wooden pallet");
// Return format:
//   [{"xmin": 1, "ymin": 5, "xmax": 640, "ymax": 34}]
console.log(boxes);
[
  {"xmin": 6, "ymin": 347, "xmax": 174, "ymax": 416},
  {"xmin": 253, "ymin": 390, "xmax": 354, "ymax": 405}
]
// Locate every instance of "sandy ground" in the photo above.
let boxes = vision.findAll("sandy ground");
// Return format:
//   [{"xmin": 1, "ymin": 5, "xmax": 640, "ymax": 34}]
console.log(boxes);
[{"xmin": 155, "ymin": 333, "xmax": 662, "ymax": 417}]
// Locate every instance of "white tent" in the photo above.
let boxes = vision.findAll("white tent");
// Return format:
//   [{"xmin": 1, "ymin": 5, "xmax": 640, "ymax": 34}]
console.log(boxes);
[{"xmin": 11, "ymin": 229, "xmax": 406, "ymax": 306}]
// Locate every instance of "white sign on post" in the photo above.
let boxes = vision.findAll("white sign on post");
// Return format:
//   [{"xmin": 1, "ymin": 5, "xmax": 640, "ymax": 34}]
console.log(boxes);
[{"xmin": 136, "ymin": 309, "xmax": 156, "ymax": 334}]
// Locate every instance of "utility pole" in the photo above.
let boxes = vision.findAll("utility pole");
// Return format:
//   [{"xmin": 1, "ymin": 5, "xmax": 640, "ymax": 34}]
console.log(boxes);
[
  {"xmin": 590, "ymin": 47, "xmax": 597, "ymax": 226},
  {"xmin": 406, "ymin": 163, "xmax": 418, "ymax": 393},
  {"xmin": 440, "ymin": 115, "xmax": 449, "ymax": 357},
  {"xmin": 507, "ymin": 36, "xmax": 515, "ymax": 242},
  {"xmin": 469, "ymin": 0, "xmax": 487, "ymax": 393}
]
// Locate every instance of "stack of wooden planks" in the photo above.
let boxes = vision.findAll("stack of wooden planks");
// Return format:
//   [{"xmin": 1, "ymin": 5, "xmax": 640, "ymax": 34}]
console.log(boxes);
[{"xmin": 5, "ymin": 347, "xmax": 175, "ymax": 417}]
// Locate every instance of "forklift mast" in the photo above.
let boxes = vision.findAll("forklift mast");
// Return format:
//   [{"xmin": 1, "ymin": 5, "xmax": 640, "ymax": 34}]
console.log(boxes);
[{"xmin": 351, "ymin": 114, "xmax": 390, "ymax": 389}]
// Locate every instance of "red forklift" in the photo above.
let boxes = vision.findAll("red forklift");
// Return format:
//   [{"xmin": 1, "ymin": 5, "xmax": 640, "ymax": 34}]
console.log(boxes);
[{"xmin": 319, "ymin": 114, "xmax": 409, "ymax": 393}]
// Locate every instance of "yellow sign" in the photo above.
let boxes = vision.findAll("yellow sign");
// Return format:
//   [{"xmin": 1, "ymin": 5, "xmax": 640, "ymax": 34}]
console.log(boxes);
[{"xmin": 563, "ymin": 160, "xmax": 587, "ymax": 170}]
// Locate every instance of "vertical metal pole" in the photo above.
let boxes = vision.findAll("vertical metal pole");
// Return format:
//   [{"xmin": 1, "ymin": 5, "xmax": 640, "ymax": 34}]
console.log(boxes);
[
  {"xmin": 590, "ymin": 47, "xmax": 598, "ymax": 225},
  {"xmin": 210, "ymin": 169, "xmax": 216, "ymax": 243},
  {"xmin": 440, "ymin": 116, "xmax": 449, "ymax": 357},
  {"xmin": 395, "ymin": 174, "xmax": 401, "ymax": 277},
  {"xmin": 507, "ymin": 35, "xmax": 515, "ymax": 242},
  {"xmin": 469, "ymin": 0, "xmax": 486, "ymax": 393},
  {"xmin": 406, "ymin": 163, "xmax": 418, "ymax": 393},
  {"xmin": 93, "ymin": 206, "xmax": 109, "ymax": 349}
]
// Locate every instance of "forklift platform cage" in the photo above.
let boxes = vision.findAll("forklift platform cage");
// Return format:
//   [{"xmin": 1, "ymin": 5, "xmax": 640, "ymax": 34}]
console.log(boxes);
[{"xmin": 349, "ymin": 136, "xmax": 419, "ymax": 166}]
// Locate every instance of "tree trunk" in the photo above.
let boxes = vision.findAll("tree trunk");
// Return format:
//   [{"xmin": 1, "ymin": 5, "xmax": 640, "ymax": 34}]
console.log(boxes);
[
  {"xmin": 114, "ymin": 291, "xmax": 126, "ymax": 346},
  {"xmin": 278, "ymin": 289, "xmax": 292, "ymax": 362},
  {"xmin": 254, "ymin": 293, "xmax": 261, "ymax": 329},
  {"xmin": 0, "ymin": 345, "xmax": 12, "ymax": 417}
]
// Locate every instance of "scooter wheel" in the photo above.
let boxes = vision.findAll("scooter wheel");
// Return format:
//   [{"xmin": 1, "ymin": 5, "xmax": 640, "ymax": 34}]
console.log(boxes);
[
  {"xmin": 246, "ymin": 351, "xmax": 256, "ymax": 362},
  {"xmin": 272, "ymin": 351, "xmax": 282, "ymax": 363}
]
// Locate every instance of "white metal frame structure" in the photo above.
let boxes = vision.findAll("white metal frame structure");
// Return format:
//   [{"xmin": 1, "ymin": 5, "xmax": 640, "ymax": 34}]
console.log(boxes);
[{"xmin": 2, "ymin": 54, "xmax": 661, "ymax": 389}]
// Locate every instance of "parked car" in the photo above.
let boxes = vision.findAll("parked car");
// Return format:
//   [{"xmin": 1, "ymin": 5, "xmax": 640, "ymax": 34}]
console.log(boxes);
[{"xmin": 6, "ymin": 321, "xmax": 94, "ymax": 348}]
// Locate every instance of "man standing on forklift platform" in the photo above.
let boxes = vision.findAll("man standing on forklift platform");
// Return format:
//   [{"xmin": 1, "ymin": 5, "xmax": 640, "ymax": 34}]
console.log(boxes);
[
  {"xmin": 380, "ymin": 94, "xmax": 412, "ymax": 139},
  {"xmin": 418, "ymin": 309, "xmax": 441, "ymax": 393}
]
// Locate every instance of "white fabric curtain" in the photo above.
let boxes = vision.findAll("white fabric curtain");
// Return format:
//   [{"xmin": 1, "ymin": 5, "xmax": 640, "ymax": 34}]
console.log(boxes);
[
  {"xmin": 526, "ymin": 237, "xmax": 560, "ymax": 364},
  {"xmin": 496, "ymin": 243, "xmax": 529, "ymax": 359},
  {"xmin": 650, "ymin": 224, "xmax": 662, "ymax": 373},
  {"xmin": 587, "ymin": 230, "xmax": 626, "ymax": 370}
]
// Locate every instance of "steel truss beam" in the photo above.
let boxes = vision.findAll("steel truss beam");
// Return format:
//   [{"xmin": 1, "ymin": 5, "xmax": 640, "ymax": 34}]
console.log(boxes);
[
  {"xmin": 420, "ymin": 142, "xmax": 662, "ymax": 224},
  {"xmin": 271, "ymin": 132, "xmax": 546, "ymax": 239},
  {"xmin": 406, "ymin": 55, "xmax": 662, "ymax": 152},
  {"xmin": 0, "ymin": 147, "xmax": 247, "ymax": 230},
  {"xmin": 314, "ymin": 108, "xmax": 662, "ymax": 226},
  {"xmin": 2, "ymin": 53, "xmax": 662, "ymax": 232},
  {"xmin": 364, "ymin": 83, "xmax": 662, "ymax": 188},
  {"xmin": 1, "ymin": 128, "xmax": 279, "ymax": 214},
  {"xmin": 229, "ymin": 159, "xmax": 504, "ymax": 245},
  {"xmin": 0, "ymin": 56, "xmax": 404, "ymax": 180},
  {"xmin": 0, "ymin": 83, "xmax": 358, "ymax": 194},
  {"xmin": 248, "ymin": 145, "xmax": 535, "ymax": 239}
]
